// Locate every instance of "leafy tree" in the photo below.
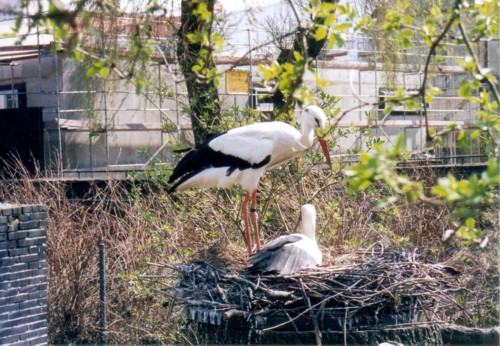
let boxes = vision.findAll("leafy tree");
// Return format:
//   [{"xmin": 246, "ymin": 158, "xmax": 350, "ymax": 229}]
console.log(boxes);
[
  {"xmin": 342, "ymin": 0, "xmax": 499, "ymax": 244},
  {"xmin": 8, "ymin": 0, "xmax": 499, "ymax": 243},
  {"xmin": 259, "ymin": 0, "xmax": 356, "ymax": 119},
  {"xmin": 267, "ymin": 0, "xmax": 339, "ymax": 117},
  {"xmin": 256, "ymin": 0, "xmax": 499, "ymax": 244},
  {"xmin": 177, "ymin": 0, "xmax": 223, "ymax": 144},
  {"xmin": 10, "ymin": 0, "xmax": 221, "ymax": 145}
]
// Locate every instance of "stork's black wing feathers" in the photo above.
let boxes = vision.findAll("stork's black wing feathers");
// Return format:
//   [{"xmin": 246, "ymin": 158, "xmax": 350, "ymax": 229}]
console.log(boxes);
[
  {"xmin": 247, "ymin": 251, "xmax": 280, "ymax": 274},
  {"xmin": 248, "ymin": 245, "xmax": 318, "ymax": 274},
  {"xmin": 168, "ymin": 133, "xmax": 271, "ymax": 193},
  {"xmin": 168, "ymin": 133, "xmax": 224, "ymax": 184},
  {"xmin": 247, "ymin": 234, "xmax": 307, "ymax": 274}
]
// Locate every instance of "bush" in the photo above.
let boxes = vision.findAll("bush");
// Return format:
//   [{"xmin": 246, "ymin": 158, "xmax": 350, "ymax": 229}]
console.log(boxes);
[{"xmin": 0, "ymin": 156, "xmax": 497, "ymax": 343}]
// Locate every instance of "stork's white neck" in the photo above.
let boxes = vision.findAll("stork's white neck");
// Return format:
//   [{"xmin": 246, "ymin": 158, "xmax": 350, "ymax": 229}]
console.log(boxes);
[
  {"xmin": 300, "ymin": 204, "xmax": 316, "ymax": 240},
  {"xmin": 299, "ymin": 119, "xmax": 315, "ymax": 149}
]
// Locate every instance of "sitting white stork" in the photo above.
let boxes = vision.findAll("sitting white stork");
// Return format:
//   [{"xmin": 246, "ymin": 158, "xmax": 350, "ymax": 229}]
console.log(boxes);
[
  {"xmin": 168, "ymin": 105, "xmax": 332, "ymax": 254},
  {"xmin": 247, "ymin": 204, "xmax": 322, "ymax": 274}
]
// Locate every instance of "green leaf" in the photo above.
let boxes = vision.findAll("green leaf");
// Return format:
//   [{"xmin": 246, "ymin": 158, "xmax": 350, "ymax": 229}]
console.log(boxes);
[
  {"xmin": 333, "ymin": 33, "xmax": 344, "ymax": 47},
  {"xmin": 465, "ymin": 217, "xmax": 475, "ymax": 228},
  {"xmin": 393, "ymin": 133, "xmax": 405, "ymax": 153},
  {"xmin": 328, "ymin": 32, "xmax": 336, "ymax": 48},
  {"xmin": 99, "ymin": 67, "xmax": 109, "ymax": 79},
  {"xmin": 487, "ymin": 160, "xmax": 499, "ymax": 182},
  {"xmin": 333, "ymin": 23, "xmax": 351, "ymax": 32},
  {"xmin": 86, "ymin": 66, "xmax": 96, "ymax": 78},
  {"xmin": 315, "ymin": 26, "xmax": 328, "ymax": 41},
  {"xmin": 325, "ymin": 14, "xmax": 336, "ymax": 27},
  {"xmin": 457, "ymin": 56, "xmax": 477, "ymax": 73},
  {"xmin": 14, "ymin": 16, "xmax": 22, "ymax": 31},
  {"xmin": 400, "ymin": 37, "xmax": 412, "ymax": 50},
  {"xmin": 458, "ymin": 80, "xmax": 471, "ymax": 97},
  {"xmin": 429, "ymin": 84, "xmax": 443, "ymax": 95},
  {"xmin": 430, "ymin": 185, "xmax": 448, "ymax": 198},
  {"xmin": 356, "ymin": 179, "xmax": 373, "ymax": 190},
  {"xmin": 317, "ymin": 2, "xmax": 337, "ymax": 12},
  {"xmin": 402, "ymin": 28, "xmax": 413, "ymax": 38},
  {"xmin": 396, "ymin": 0, "xmax": 409, "ymax": 11},
  {"xmin": 194, "ymin": 2, "xmax": 211, "ymax": 21},
  {"xmin": 73, "ymin": 50, "xmax": 83, "ymax": 61},
  {"xmin": 430, "ymin": 5, "xmax": 441, "ymax": 18},
  {"xmin": 435, "ymin": 55, "xmax": 445, "ymax": 63},
  {"xmin": 400, "ymin": 14, "xmax": 413, "ymax": 25},
  {"xmin": 293, "ymin": 51, "xmax": 303, "ymax": 61}
]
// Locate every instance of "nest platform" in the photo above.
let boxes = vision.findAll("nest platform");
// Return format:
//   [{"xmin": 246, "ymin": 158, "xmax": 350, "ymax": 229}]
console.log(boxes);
[{"xmin": 153, "ymin": 245, "xmax": 499, "ymax": 345}]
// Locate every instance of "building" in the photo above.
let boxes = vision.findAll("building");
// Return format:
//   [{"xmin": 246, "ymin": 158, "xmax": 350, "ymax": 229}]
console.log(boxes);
[{"xmin": 0, "ymin": 2, "xmax": 497, "ymax": 177}]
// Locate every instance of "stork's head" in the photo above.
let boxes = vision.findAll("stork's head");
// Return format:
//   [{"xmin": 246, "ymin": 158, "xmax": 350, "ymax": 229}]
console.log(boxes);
[{"xmin": 301, "ymin": 105, "xmax": 332, "ymax": 169}]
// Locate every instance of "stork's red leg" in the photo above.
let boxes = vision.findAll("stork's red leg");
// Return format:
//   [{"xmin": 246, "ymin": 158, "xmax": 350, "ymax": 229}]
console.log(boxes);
[
  {"xmin": 241, "ymin": 192, "xmax": 253, "ymax": 254},
  {"xmin": 250, "ymin": 190, "xmax": 261, "ymax": 251}
]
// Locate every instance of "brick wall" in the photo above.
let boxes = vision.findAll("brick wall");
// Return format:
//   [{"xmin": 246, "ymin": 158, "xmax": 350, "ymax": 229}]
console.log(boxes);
[{"xmin": 0, "ymin": 203, "xmax": 48, "ymax": 345}]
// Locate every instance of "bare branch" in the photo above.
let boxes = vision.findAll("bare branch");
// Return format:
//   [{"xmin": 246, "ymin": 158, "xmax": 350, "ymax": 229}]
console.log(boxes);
[
  {"xmin": 457, "ymin": 22, "xmax": 500, "ymax": 104},
  {"xmin": 419, "ymin": 0, "xmax": 460, "ymax": 142}
]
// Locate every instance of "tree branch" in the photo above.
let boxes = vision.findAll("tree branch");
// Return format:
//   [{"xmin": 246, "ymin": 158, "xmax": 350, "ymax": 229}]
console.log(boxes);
[
  {"xmin": 419, "ymin": 0, "xmax": 460, "ymax": 142},
  {"xmin": 457, "ymin": 22, "xmax": 500, "ymax": 104}
]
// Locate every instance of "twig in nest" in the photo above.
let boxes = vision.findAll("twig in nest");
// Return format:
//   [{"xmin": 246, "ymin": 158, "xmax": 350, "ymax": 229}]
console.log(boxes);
[{"xmin": 300, "ymin": 278, "xmax": 322, "ymax": 346}]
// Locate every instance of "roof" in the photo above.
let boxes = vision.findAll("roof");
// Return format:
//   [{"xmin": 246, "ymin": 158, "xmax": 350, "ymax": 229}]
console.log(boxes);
[{"xmin": 0, "ymin": 45, "xmax": 53, "ymax": 63}]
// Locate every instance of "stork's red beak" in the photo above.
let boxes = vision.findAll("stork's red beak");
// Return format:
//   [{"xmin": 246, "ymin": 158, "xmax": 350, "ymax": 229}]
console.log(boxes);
[{"xmin": 318, "ymin": 138, "xmax": 332, "ymax": 169}]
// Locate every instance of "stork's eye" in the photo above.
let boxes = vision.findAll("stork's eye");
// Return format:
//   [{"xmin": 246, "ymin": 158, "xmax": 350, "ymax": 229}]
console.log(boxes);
[{"xmin": 314, "ymin": 118, "xmax": 321, "ymax": 128}]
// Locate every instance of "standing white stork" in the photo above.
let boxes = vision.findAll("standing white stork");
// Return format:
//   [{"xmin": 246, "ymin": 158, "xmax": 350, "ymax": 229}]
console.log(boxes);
[
  {"xmin": 247, "ymin": 204, "xmax": 322, "ymax": 274},
  {"xmin": 168, "ymin": 105, "xmax": 332, "ymax": 254}
]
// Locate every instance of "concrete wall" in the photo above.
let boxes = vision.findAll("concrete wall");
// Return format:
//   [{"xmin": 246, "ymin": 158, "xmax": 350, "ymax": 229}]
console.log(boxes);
[
  {"xmin": 0, "ymin": 203, "xmax": 48, "ymax": 346},
  {"xmin": 0, "ymin": 35, "xmax": 496, "ymax": 171}
]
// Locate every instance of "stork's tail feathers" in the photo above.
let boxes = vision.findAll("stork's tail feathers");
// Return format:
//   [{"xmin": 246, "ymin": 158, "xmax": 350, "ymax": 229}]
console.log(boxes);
[
  {"xmin": 252, "ymin": 155, "xmax": 271, "ymax": 169},
  {"xmin": 172, "ymin": 147, "xmax": 192, "ymax": 154},
  {"xmin": 167, "ymin": 170, "xmax": 199, "ymax": 194}
]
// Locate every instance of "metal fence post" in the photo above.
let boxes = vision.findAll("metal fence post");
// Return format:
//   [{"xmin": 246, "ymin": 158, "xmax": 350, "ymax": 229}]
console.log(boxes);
[{"xmin": 99, "ymin": 243, "xmax": 106, "ymax": 344}]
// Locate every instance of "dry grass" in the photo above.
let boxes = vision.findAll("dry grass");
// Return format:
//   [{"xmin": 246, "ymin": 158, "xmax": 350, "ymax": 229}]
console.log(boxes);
[{"xmin": 0, "ymin": 157, "xmax": 498, "ymax": 344}]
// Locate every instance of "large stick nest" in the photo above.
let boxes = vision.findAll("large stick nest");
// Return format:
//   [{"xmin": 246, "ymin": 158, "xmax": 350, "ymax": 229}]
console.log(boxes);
[{"xmin": 155, "ymin": 243, "xmax": 464, "ymax": 334}]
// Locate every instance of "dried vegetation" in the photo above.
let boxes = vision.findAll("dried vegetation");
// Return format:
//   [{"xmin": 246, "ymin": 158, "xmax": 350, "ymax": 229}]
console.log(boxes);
[{"xmin": 0, "ymin": 157, "xmax": 498, "ymax": 344}]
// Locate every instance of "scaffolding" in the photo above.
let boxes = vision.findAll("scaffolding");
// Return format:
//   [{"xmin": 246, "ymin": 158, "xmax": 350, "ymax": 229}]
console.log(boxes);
[{"xmin": 0, "ymin": 15, "xmax": 497, "ymax": 179}]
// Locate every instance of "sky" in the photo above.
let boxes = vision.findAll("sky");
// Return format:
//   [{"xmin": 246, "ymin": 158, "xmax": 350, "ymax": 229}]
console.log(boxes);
[
  {"xmin": 0, "ymin": 0, "xmax": 284, "ymax": 17},
  {"xmin": 219, "ymin": 0, "xmax": 282, "ymax": 12},
  {"xmin": 0, "ymin": 0, "xmax": 286, "ymax": 47}
]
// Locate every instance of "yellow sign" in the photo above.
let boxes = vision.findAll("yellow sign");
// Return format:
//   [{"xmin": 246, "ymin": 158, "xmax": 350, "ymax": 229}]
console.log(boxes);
[{"xmin": 226, "ymin": 70, "xmax": 249, "ymax": 94}]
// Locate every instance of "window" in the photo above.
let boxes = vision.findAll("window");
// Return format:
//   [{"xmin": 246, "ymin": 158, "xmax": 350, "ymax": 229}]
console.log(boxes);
[
  {"xmin": 250, "ymin": 85, "xmax": 273, "ymax": 112},
  {"xmin": 0, "ymin": 89, "xmax": 19, "ymax": 109},
  {"xmin": 378, "ymin": 87, "xmax": 428, "ymax": 116},
  {"xmin": 0, "ymin": 83, "xmax": 26, "ymax": 109}
]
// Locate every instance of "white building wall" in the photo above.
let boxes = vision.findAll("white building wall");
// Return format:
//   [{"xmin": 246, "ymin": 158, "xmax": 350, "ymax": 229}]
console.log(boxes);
[{"xmin": 0, "ymin": 38, "xmax": 495, "ymax": 172}]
